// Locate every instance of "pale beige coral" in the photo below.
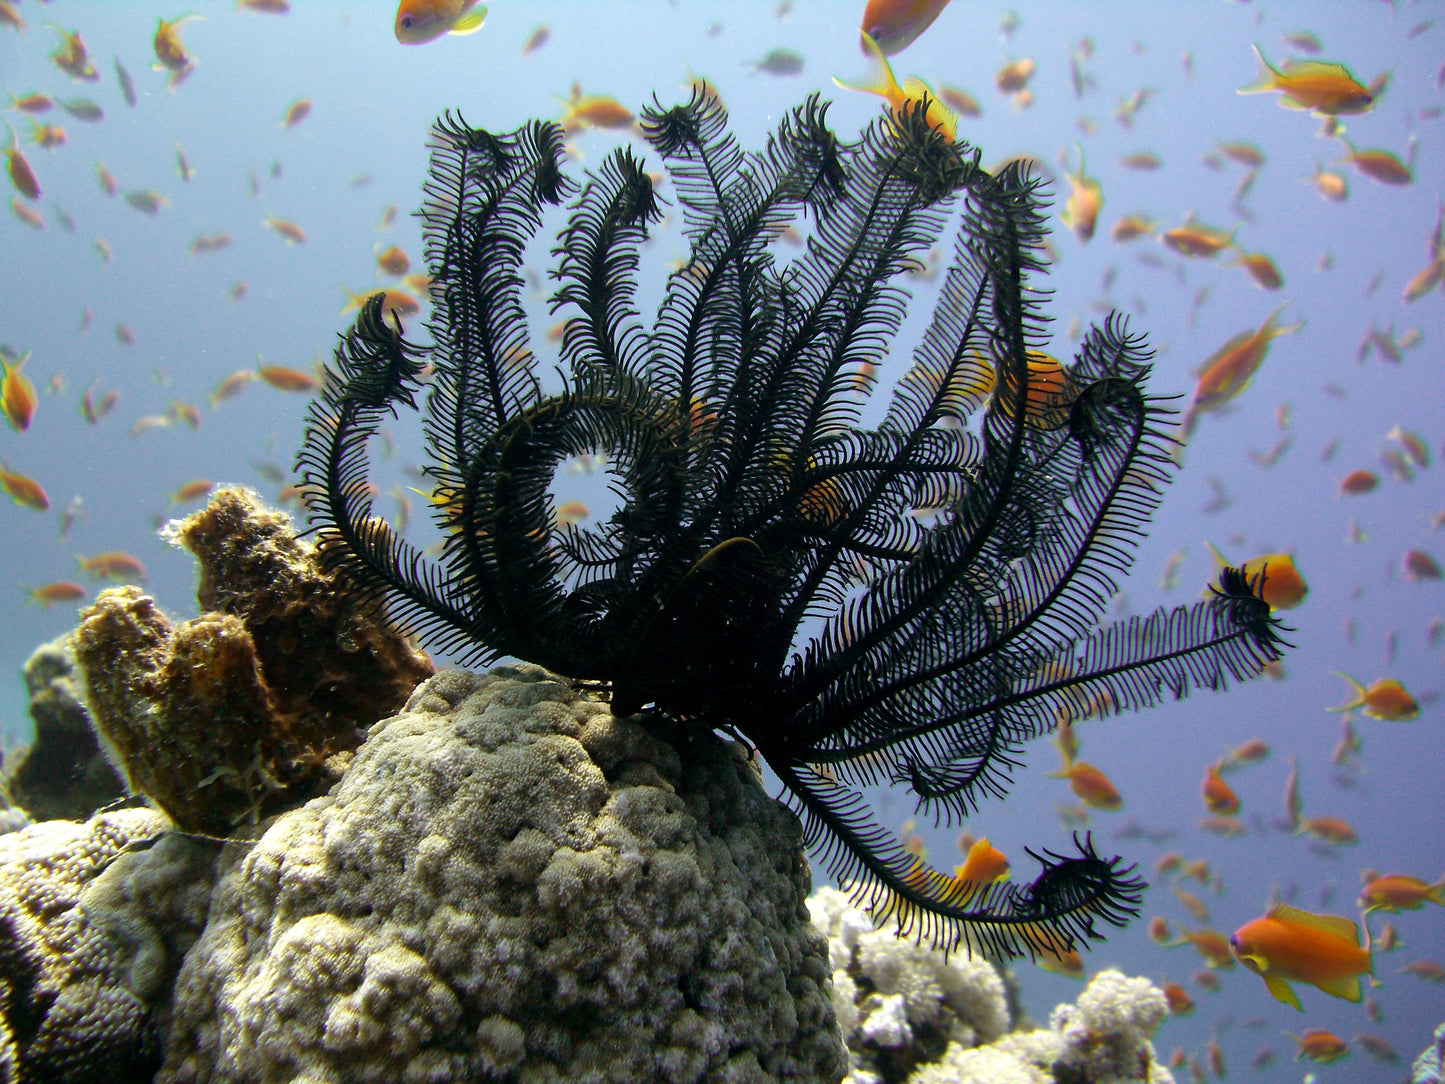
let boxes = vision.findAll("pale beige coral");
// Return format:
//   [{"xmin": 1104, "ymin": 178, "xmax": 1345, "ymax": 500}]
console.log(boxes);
[
  {"xmin": 810, "ymin": 886, "xmax": 1174, "ymax": 1084},
  {"xmin": 0, "ymin": 807, "xmax": 183, "ymax": 1083},
  {"xmin": 159, "ymin": 665, "xmax": 846, "ymax": 1084}
]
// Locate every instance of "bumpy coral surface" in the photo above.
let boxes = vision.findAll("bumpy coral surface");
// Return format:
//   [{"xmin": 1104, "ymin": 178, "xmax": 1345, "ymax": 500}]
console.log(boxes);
[
  {"xmin": 158, "ymin": 665, "xmax": 846, "ymax": 1084},
  {"xmin": 71, "ymin": 487, "xmax": 432, "ymax": 835},
  {"xmin": 0, "ymin": 808, "xmax": 184, "ymax": 1084},
  {"xmin": 811, "ymin": 886, "xmax": 1174, "ymax": 1084},
  {"xmin": 3, "ymin": 636, "xmax": 125, "ymax": 824}
]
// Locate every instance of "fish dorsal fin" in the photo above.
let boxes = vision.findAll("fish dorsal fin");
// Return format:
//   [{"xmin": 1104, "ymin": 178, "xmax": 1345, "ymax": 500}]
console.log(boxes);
[
  {"xmin": 1270, "ymin": 903, "xmax": 1358, "ymax": 944},
  {"xmin": 1277, "ymin": 59, "xmax": 1352, "ymax": 81},
  {"xmin": 1313, "ymin": 972, "xmax": 1363, "ymax": 1003},
  {"xmin": 1263, "ymin": 973, "xmax": 1302, "ymax": 1011}
]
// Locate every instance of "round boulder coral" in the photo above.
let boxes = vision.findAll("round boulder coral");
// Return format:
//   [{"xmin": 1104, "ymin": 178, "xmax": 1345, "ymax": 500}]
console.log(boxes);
[{"xmin": 159, "ymin": 665, "xmax": 846, "ymax": 1084}]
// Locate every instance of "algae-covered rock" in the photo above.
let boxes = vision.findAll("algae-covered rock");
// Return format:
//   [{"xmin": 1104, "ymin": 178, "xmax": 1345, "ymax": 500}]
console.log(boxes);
[
  {"xmin": 3, "ymin": 637, "xmax": 125, "ymax": 824},
  {"xmin": 159, "ymin": 665, "xmax": 846, "ymax": 1084},
  {"xmin": 70, "ymin": 487, "xmax": 432, "ymax": 835}
]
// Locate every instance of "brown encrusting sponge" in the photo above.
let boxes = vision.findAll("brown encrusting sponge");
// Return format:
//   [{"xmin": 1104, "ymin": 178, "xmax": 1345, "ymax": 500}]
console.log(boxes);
[{"xmin": 71, "ymin": 486, "xmax": 433, "ymax": 835}]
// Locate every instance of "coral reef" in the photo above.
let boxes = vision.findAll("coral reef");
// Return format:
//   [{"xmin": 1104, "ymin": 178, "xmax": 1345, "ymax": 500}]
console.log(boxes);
[
  {"xmin": 811, "ymin": 886, "xmax": 1174, "ymax": 1084},
  {"xmin": 1417, "ymin": 1023, "xmax": 1445, "ymax": 1084},
  {"xmin": 2, "ymin": 636, "xmax": 125, "ymax": 824},
  {"xmin": 70, "ymin": 486, "xmax": 432, "ymax": 835},
  {"xmin": 0, "ymin": 807, "xmax": 196, "ymax": 1084},
  {"xmin": 157, "ymin": 665, "xmax": 846, "ymax": 1084}
]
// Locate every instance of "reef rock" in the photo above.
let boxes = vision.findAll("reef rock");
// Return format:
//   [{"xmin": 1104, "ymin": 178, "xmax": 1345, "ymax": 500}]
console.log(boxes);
[
  {"xmin": 70, "ymin": 486, "xmax": 433, "ymax": 835},
  {"xmin": 158, "ymin": 665, "xmax": 846, "ymax": 1084},
  {"xmin": 811, "ymin": 886, "xmax": 1173, "ymax": 1084},
  {"xmin": 0, "ymin": 807, "xmax": 208, "ymax": 1084},
  {"xmin": 2, "ymin": 636, "xmax": 125, "ymax": 824}
]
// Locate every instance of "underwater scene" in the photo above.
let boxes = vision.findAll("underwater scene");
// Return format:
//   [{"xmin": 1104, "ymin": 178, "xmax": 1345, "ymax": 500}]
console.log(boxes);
[{"xmin": 0, "ymin": 1, "xmax": 1442, "ymax": 1081}]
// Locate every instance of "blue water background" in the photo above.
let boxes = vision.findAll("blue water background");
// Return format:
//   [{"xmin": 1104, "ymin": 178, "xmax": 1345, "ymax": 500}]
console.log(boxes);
[{"xmin": 1, "ymin": 2, "xmax": 1442, "ymax": 1079}]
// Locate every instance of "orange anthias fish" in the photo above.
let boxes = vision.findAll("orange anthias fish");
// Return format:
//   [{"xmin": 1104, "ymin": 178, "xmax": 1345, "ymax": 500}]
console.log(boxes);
[
  {"xmin": 1328, "ymin": 673, "xmax": 1419, "ymax": 721},
  {"xmin": 0, "ymin": 461, "xmax": 49, "ymax": 511},
  {"xmin": 952, "ymin": 836, "xmax": 1010, "ymax": 893},
  {"xmin": 833, "ymin": 30, "xmax": 958, "ymax": 141},
  {"xmin": 3, "ymin": 119, "xmax": 41, "ymax": 200},
  {"xmin": 340, "ymin": 286, "xmax": 421, "ymax": 324},
  {"xmin": 1178, "ymin": 303, "xmax": 1302, "ymax": 442},
  {"xmin": 257, "ymin": 364, "xmax": 320, "ymax": 394},
  {"xmin": 153, "ymin": 15, "xmax": 202, "ymax": 75},
  {"xmin": 2, "ymin": 349, "xmax": 36, "ymax": 431},
  {"xmin": 1335, "ymin": 138, "xmax": 1412, "ymax": 186},
  {"xmin": 50, "ymin": 27, "xmax": 99, "ymax": 81},
  {"xmin": 1201, "ymin": 763, "xmax": 1240, "ymax": 816},
  {"xmin": 1169, "ymin": 924, "xmax": 1236, "ymax": 969},
  {"xmin": 24, "ymin": 581, "xmax": 86, "ymax": 607},
  {"xmin": 558, "ymin": 88, "xmax": 634, "ymax": 132},
  {"xmin": 394, "ymin": 0, "xmax": 486, "ymax": 44},
  {"xmin": 77, "ymin": 551, "xmax": 147, "ymax": 581},
  {"xmin": 1231, "ymin": 903, "xmax": 1372, "ymax": 1010},
  {"xmin": 859, "ymin": 0, "xmax": 953, "ymax": 56},
  {"xmin": 1238, "ymin": 44, "xmax": 1374, "ymax": 116},
  {"xmin": 1205, "ymin": 542, "xmax": 1308, "ymax": 610},
  {"xmin": 1060, "ymin": 145, "xmax": 1102, "ymax": 243},
  {"xmin": 1287, "ymin": 1029, "xmax": 1351, "ymax": 1064},
  {"xmin": 1049, "ymin": 757, "xmax": 1123, "ymax": 812},
  {"xmin": 1359, "ymin": 874, "xmax": 1445, "ymax": 913}
]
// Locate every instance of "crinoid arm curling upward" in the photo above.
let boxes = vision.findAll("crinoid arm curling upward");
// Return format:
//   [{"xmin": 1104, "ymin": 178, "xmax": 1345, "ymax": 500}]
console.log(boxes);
[{"xmin": 298, "ymin": 90, "xmax": 1291, "ymax": 961}]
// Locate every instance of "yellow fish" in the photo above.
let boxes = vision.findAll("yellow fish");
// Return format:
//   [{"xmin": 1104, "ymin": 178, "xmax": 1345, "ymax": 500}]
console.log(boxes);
[
  {"xmin": 1205, "ymin": 542, "xmax": 1307, "ymax": 610},
  {"xmin": 833, "ymin": 30, "xmax": 957, "ymax": 141},
  {"xmin": 1238, "ymin": 44, "xmax": 1374, "ymax": 116}
]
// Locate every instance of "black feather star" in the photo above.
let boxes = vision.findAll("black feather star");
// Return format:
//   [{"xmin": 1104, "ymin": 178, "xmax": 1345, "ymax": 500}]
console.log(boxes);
[{"xmin": 297, "ymin": 91, "xmax": 1288, "ymax": 959}]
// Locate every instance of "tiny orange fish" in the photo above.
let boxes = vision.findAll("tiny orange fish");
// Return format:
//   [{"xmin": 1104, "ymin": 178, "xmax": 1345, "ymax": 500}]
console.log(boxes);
[
  {"xmin": 1298, "ymin": 815, "xmax": 1357, "ymax": 845},
  {"xmin": 1239, "ymin": 44, "xmax": 1373, "ymax": 115},
  {"xmin": 1162, "ymin": 219, "xmax": 1237, "ymax": 258},
  {"xmin": 1288, "ymin": 1029, "xmax": 1350, "ymax": 1063},
  {"xmin": 1402, "ymin": 960, "xmax": 1445, "ymax": 983},
  {"xmin": 3, "ymin": 119, "xmax": 41, "ymax": 200},
  {"xmin": 1170, "ymin": 924, "xmax": 1236, "ymax": 969},
  {"xmin": 1230, "ymin": 249, "xmax": 1283, "ymax": 290},
  {"xmin": 1336, "ymin": 468, "xmax": 1378, "ymax": 496},
  {"xmin": 1328, "ymin": 673, "xmax": 1419, "ymax": 721},
  {"xmin": 1048, "ymin": 758, "xmax": 1123, "ymax": 811},
  {"xmin": 1178, "ymin": 303, "xmax": 1301, "ymax": 441},
  {"xmin": 281, "ymin": 98, "xmax": 311, "ymax": 128},
  {"xmin": 153, "ymin": 15, "xmax": 202, "ymax": 74},
  {"xmin": 952, "ymin": 836, "xmax": 1009, "ymax": 888},
  {"xmin": 0, "ymin": 460, "xmax": 48, "ymax": 511},
  {"xmin": 1, "ymin": 349, "xmax": 36, "ymax": 431},
  {"xmin": 1336, "ymin": 138, "xmax": 1411, "ymax": 186},
  {"xmin": 24, "ymin": 581, "xmax": 87, "ymax": 607},
  {"xmin": 1201, "ymin": 762, "xmax": 1240, "ymax": 815},
  {"xmin": 1359, "ymin": 874, "xmax": 1445, "ymax": 913},
  {"xmin": 559, "ymin": 91, "xmax": 634, "ymax": 132},
  {"xmin": 1060, "ymin": 145, "xmax": 1102, "ymax": 242},
  {"xmin": 1161, "ymin": 981, "xmax": 1193, "ymax": 1015},
  {"xmin": 50, "ymin": 27, "xmax": 99, "ymax": 81},
  {"xmin": 264, "ymin": 214, "xmax": 306, "ymax": 244},
  {"xmin": 169, "ymin": 479, "xmax": 214, "ymax": 505},
  {"xmin": 375, "ymin": 244, "xmax": 410, "ymax": 277},
  {"xmin": 257, "ymin": 364, "xmax": 319, "ymax": 393},
  {"xmin": 77, "ymin": 551, "xmax": 147, "ymax": 581}
]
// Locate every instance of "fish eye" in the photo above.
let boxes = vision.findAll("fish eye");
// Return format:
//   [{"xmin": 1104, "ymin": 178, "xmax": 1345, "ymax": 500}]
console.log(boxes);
[
  {"xmin": 400, "ymin": 15, "xmax": 415, "ymax": 28},
  {"xmin": 1228, "ymin": 935, "xmax": 1240, "ymax": 949}
]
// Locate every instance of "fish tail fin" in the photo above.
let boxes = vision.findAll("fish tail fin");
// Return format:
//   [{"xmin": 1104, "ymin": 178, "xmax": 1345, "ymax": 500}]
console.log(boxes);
[
  {"xmin": 1327, "ymin": 671, "xmax": 1366, "ymax": 712},
  {"xmin": 1238, "ymin": 44, "xmax": 1279, "ymax": 95},
  {"xmin": 834, "ymin": 29, "xmax": 901, "ymax": 102},
  {"xmin": 1427, "ymin": 880, "xmax": 1445, "ymax": 906}
]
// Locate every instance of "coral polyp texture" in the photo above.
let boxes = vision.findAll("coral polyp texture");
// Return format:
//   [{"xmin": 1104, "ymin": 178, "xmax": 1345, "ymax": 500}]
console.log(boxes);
[
  {"xmin": 810, "ymin": 886, "xmax": 1176, "ymax": 1083},
  {"xmin": 298, "ymin": 93, "xmax": 1288, "ymax": 956},
  {"xmin": 71, "ymin": 487, "xmax": 433, "ymax": 835},
  {"xmin": 157, "ymin": 666, "xmax": 846, "ymax": 1083}
]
